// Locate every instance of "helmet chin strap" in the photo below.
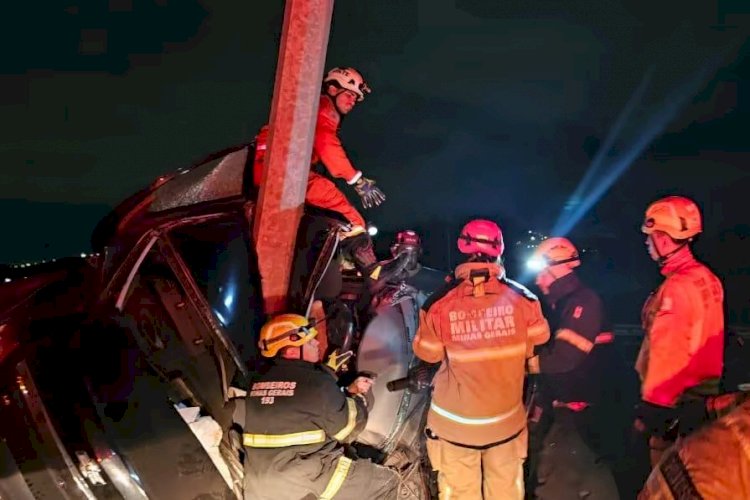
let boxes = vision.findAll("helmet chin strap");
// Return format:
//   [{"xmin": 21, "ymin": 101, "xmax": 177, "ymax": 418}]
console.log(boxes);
[
  {"xmin": 651, "ymin": 234, "xmax": 688, "ymax": 267},
  {"xmin": 324, "ymin": 88, "xmax": 349, "ymax": 116}
]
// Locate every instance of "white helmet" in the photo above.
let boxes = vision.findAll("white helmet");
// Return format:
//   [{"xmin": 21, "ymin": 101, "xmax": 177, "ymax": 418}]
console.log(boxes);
[
  {"xmin": 323, "ymin": 67, "xmax": 371, "ymax": 102},
  {"xmin": 527, "ymin": 237, "xmax": 580, "ymax": 272}
]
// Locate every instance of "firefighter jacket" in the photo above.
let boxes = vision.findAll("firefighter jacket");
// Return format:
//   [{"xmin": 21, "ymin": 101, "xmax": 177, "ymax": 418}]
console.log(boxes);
[
  {"xmin": 413, "ymin": 262, "xmax": 551, "ymax": 447},
  {"xmin": 636, "ymin": 250, "xmax": 724, "ymax": 408},
  {"xmin": 252, "ymin": 95, "xmax": 362, "ymax": 187},
  {"xmin": 243, "ymin": 359, "xmax": 371, "ymax": 499},
  {"xmin": 639, "ymin": 397, "xmax": 750, "ymax": 499},
  {"xmin": 536, "ymin": 272, "xmax": 615, "ymax": 404}
]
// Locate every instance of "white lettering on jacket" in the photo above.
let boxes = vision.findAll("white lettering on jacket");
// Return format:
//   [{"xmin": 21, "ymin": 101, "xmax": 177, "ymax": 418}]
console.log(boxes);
[{"xmin": 447, "ymin": 306, "xmax": 516, "ymax": 341}]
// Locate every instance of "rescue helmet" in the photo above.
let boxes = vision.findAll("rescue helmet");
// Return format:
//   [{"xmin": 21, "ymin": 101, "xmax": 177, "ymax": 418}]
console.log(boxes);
[
  {"xmin": 457, "ymin": 219, "xmax": 504, "ymax": 258},
  {"xmin": 323, "ymin": 67, "xmax": 371, "ymax": 102},
  {"xmin": 258, "ymin": 314, "xmax": 317, "ymax": 358},
  {"xmin": 641, "ymin": 196, "xmax": 702, "ymax": 240},
  {"xmin": 390, "ymin": 229, "xmax": 421, "ymax": 257},
  {"xmin": 527, "ymin": 237, "xmax": 580, "ymax": 271}
]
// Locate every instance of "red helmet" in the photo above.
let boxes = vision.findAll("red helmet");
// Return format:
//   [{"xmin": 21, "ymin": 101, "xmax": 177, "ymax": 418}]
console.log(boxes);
[
  {"xmin": 457, "ymin": 219, "xmax": 504, "ymax": 258},
  {"xmin": 390, "ymin": 229, "xmax": 421, "ymax": 258}
]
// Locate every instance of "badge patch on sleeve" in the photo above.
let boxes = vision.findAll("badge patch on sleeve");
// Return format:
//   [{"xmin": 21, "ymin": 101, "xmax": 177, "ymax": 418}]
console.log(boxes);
[{"xmin": 573, "ymin": 306, "xmax": 583, "ymax": 319}]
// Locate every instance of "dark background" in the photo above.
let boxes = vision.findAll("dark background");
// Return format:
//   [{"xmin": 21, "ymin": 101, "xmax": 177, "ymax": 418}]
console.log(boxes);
[{"xmin": 1, "ymin": 1, "xmax": 748, "ymax": 324}]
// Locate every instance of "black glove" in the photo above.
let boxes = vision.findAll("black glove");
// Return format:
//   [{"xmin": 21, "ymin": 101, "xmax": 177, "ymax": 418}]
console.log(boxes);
[
  {"xmin": 634, "ymin": 401, "xmax": 677, "ymax": 436},
  {"xmin": 353, "ymin": 176, "xmax": 386, "ymax": 209},
  {"xmin": 406, "ymin": 362, "xmax": 434, "ymax": 392}
]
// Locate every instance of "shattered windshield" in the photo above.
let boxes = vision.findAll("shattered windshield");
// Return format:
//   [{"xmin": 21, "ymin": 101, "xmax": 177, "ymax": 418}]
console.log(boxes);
[{"xmin": 149, "ymin": 146, "xmax": 249, "ymax": 213}]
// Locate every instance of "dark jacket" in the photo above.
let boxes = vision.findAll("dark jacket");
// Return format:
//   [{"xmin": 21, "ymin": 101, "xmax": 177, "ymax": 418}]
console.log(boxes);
[
  {"xmin": 537, "ymin": 273, "xmax": 615, "ymax": 404},
  {"xmin": 243, "ymin": 359, "xmax": 397, "ymax": 500}
]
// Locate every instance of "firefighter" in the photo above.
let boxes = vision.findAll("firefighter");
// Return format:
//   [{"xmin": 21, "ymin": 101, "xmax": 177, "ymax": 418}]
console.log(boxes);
[
  {"xmin": 634, "ymin": 195, "xmax": 724, "ymax": 469},
  {"xmin": 253, "ymin": 67, "xmax": 392, "ymax": 288},
  {"xmin": 525, "ymin": 237, "xmax": 623, "ymax": 497},
  {"xmin": 387, "ymin": 229, "xmax": 423, "ymax": 282},
  {"xmin": 243, "ymin": 314, "xmax": 399, "ymax": 500},
  {"xmin": 413, "ymin": 219, "xmax": 551, "ymax": 500},
  {"xmin": 639, "ymin": 396, "xmax": 750, "ymax": 499}
]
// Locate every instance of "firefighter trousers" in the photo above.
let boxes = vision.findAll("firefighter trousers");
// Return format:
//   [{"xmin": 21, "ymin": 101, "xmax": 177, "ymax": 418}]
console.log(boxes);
[
  {"xmin": 306, "ymin": 172, "xmax": 366, "ymax": 229},
  {"xmin": 426, "ymin": 429, "xmax": 527, "ymax": 500}
]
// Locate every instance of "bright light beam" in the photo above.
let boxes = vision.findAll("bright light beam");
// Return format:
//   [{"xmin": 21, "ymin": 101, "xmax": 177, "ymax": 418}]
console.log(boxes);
[
  {"xmin": 552, "ymin": 56, "xmax": 721, "ymax": 238},
  {"xmin": 564, "ymin": 68, "xmax": 654, "ymax": 208}
]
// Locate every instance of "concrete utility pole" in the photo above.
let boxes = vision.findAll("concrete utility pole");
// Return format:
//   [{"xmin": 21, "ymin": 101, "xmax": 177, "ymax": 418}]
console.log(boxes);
[{"xmin": 253, "ymin": 0, "xmax": 334, "ymax": 314}]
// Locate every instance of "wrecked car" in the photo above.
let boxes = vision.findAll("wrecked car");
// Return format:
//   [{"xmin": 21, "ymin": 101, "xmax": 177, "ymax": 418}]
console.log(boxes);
[{"xmin": 0, "ymin": 144, "xmax": 439, "ymax": 499}]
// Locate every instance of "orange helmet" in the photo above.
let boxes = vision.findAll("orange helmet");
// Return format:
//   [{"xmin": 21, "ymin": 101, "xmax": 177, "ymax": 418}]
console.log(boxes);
[
  {"xmin": 457, "ymin": 219, "xmax": 504, "ymax": 258},
  {"xmin": 258, "ymin": 314, "xmax": 317, "ymax": 358},
  {"xmin": 641, "ymin": 196, "xmax": 702, "ymax": 240},
  {"xmin": 529, "ymin": 237, "xmax": 580, "ymax": 271},
  {"xmin": 323, "ymin": 67, "xmax": 371, "ymax": 102}
]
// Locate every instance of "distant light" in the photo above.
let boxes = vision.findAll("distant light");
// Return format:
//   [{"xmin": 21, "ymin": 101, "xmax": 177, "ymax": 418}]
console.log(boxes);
[
  {"xmin": 80, "ymin": 253, "xmax": 87, "ymax": 258},
  {"xmin": 526, "ymin": 257, "xmax": 547, "ymax": 272},
  {"xmin": 3, "ymin": 278, "xmax": 10, "ymax": 283},
  {"xmin": 530, "ymin": 236, "xmax": 536, "ymax": 241},
  {"xmin": 367, "ymin": 225, "xmax": 378, "ymax": 237}
]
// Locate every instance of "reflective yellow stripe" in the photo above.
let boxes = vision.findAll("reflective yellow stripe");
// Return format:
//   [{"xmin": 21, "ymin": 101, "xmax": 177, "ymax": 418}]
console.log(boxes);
[
  {"xmin": 332, "ymin": 398, "xmax": 358, "ymax": 441},
  {"xmin": 415, "ymin": 336, "xmax": 443, "ymax": 352},
  {"xmin": 369, "ymin": 265, "xmax": 382, "ymax": 280},
  {"xmin": 556, "ymin": 328, "xmax": 593, "ymax": 353},
  {"xmin": 446, "ymin": 343, "xmax": 526, "ymax": 363},
  {"xmin": 243, "ymin": 430, "xmax": 325, "ymax": 448},
  {"xmin": 430, "ymin": 402, "xmax": 522, "ymax": 425},
  {"xmin": 319, "ymin": 456, "xmax": 353, "ymax": 499}
]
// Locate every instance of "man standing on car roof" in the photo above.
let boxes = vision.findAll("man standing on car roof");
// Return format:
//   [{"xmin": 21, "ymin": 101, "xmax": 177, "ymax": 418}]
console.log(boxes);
[{"xmin": 253, "ymin": 67, "xmax": 402, "ymax": 291}]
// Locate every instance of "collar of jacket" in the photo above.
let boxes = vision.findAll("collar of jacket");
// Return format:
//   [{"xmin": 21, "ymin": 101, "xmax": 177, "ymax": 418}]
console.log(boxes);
[
  {"xmin": 276, "ymin": 358, "xmax": 339, "ymax": 379},
  {"xmin": 659, "ymin": 246, "xmax": 697, "ymax": 277},
  {"xmin": 546, "ymin": 272, "xmax": 583, "ymax": 306},
  {"xmin": 454, "ymin": 262, "xmax": 505, "ymax": 281}
]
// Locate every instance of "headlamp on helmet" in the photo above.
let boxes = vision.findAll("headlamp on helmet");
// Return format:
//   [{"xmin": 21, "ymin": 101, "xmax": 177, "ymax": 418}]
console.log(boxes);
[
  {"xmin": 323, "ymin": 67, "xmax": 371, "ymax": 102},
  {"xmin": 527, "ymin": 237, "xmax": 580, "ymax": 271}
]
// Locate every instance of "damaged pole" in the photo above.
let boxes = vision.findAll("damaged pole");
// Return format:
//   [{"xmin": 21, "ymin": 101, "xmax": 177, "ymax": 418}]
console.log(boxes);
[{"xmin": 253, "ymin": 0, "xmax": 334, "ymax": 314}]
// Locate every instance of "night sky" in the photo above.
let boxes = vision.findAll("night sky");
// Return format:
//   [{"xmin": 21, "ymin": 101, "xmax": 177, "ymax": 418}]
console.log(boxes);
[{"xmin": 1, "ymin": 1, "xmax": 748, "ymax": 323}]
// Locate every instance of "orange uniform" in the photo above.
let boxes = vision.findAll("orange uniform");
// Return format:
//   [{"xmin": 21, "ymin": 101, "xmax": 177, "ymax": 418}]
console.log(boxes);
[
  {"xmin": 636, "ymin": 251, "xmax": 724, "ymax": 408},
  {"xmin": 414, "ymin": 262, "xmax": 551, "ymax": 446},
  {"xmin": 253, "ymin": 95, "xmax": 366, "ymax": 228}
]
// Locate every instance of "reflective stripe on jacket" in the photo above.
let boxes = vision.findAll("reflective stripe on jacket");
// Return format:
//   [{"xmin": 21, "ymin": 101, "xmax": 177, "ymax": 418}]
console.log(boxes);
[
  {"xmin": 413, "ymin": 262, "xmax": 550, "ymax": 446},
  {"xmin": 636, "ymin": 251, "xmax": 724, "ymax": 407},
  {"xmin": 243, "ymin": 359, "xmax": 367, "ymax": 499}
]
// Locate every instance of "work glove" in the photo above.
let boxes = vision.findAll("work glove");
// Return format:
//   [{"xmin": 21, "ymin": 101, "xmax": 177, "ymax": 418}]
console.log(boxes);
[
  {"xmin": 406, "ymin": 362, "xmax": 434, "ymax": 392},
  {"xmin": 353, "ymin": 176, "xmax": 386, "ymax": 209},
  {"xmin": 633, "ymin": 401, "xmax": 677, "ymax": 436}
]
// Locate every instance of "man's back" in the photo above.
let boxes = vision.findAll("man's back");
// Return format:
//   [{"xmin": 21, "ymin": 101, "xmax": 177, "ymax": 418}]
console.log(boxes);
[
  {"xmin": 243, "ymin": 360, "xmax": 357, "ymax": 499},
  {"xmin": 414, "ymin": 261, "xmax": 550, "ymax": 446}
]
